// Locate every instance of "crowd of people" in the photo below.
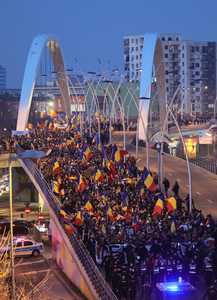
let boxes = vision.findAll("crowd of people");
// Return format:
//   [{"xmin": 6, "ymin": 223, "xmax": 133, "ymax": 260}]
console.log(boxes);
[{"xmin": 3, "ymin": 118, "xmax": 217, "ymax": 299}]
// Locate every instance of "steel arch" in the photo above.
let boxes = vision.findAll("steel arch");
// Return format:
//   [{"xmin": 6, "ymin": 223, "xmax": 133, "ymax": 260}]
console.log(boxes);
[
  {"xmin": 138, "ymin": 33, "xmax": 166, "ymax": 140},
  {"xmin": 16, "ymin": 34, "xmax": 71, "ymax": 131}
]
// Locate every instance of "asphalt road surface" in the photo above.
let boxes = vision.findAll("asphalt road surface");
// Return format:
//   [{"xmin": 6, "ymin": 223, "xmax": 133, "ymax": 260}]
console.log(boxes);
[
  {"xmin": 15, "ymin": 253, "xmax": 83, "ymax": 300},
  {"xmin": 113, "ymin": 131, "xmax": 217, "ymax": 218}
]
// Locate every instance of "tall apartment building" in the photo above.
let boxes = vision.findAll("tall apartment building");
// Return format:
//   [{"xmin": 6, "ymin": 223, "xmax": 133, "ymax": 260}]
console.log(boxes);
[
  {"xmin": 180, "ymin": 41, "xmax": 216, "ymax": 117},
  {"xmin": 0, "ymin": 65, "xmax": 6, "ymax": 90},
  {"xmin": 123, "ymin": 34, "xmax": 217, "ymax": 117}
]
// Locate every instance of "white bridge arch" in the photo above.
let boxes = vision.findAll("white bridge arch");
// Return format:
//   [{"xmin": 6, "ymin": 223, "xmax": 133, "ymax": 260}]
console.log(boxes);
[
  {"xmin": 17, "ymin": 34, "xmax": 71, "ymax": 131},
  {"xmin": 138, "ymin": 33, "xmax": 166, "ymax": 141}
]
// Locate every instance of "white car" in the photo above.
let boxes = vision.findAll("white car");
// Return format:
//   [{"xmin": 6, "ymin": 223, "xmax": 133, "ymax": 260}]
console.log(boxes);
[{"xmin": 1, "ymin": 237, "xmax": 44, "ymax": 257}]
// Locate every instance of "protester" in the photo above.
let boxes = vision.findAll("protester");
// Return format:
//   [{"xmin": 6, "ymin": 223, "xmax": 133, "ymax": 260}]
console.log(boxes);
[{"xmin": 5, "ymin": 117, "xmax": 217, "ymax": 299}]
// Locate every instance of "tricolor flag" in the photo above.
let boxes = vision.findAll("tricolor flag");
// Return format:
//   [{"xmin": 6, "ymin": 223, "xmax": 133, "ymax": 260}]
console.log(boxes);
[
  {"xmin": 152, "ymin": 198, "xmax": 164, "ymax": 216},
  {"xmin": 114, "ymin": 149, "xmax": 128, "ymax": 162},
  {"xmin": 53, "ymin": 161, "xmax": 61, "ymax": 174},
  {"xmin": 107, "ymin": 160, "xmax": 116, "ymax": 176},
  {"xmin": 84, "ymin": 201, "xmax": 94, "ymax": 212},
  {"xmin": 84, "ymin": 147, "xmax": 93, "ymax": 161},
  {"xmin": 142, "ymin": 168, "xmax": 157, "ymax": 192},
  {"xmin": 95, "ymin": 169, "xmax": 104, "ymax": 183},
  {"xmin": 74, "ymin": 211, "xmax": 83, "ymax": 226},
  {"xmin": 52, "ymin": 180, "xmax": 60, "ymax": 194},
  {"xmin": 167, "ymin": 197, "xmax": 177, "ymax": 213},
  {"xmin": 77, "ymin": 176, "xmax": 87, "ymax": 193}
]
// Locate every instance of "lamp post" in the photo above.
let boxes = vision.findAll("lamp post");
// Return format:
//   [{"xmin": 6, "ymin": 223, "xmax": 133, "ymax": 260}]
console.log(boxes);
[
  {"xmin": 156, "ymin": 142, "xmax": 162, "ymax": 190},
  {"xmin": 9, "ymin": 156, "xmax": 16, "ymax": 300}
]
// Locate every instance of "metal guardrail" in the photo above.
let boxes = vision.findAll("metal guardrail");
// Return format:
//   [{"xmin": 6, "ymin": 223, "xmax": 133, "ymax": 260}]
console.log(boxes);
[
  {"xmin": 16, "ymin": 147, "xmax": 117, "ymax": 300},
  {"xmin": 176, "ymin": 152, "xmax": 217, "ymax": 175}
]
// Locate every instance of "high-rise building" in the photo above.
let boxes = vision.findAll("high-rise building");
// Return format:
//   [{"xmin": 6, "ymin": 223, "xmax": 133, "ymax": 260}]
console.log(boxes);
[
  {"xmin": 0, "ymin": 65, "xmax": 6, "ymax": 90},
  {"xmin": 180, "ymin": 41, "xmax": 216, "ymax": 117},
  {"xmin": 123, "ymin": 34, "xmax": 217, "ymax": 117}
]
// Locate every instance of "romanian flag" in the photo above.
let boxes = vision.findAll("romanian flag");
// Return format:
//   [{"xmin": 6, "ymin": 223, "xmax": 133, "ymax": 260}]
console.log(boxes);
[
  {"xmin": 53, "ymin": 161, "xmax": 61, "ymax": 174},
  {"xmin": 84, "ymin": 201, "xmax": 93, "ymax": 212},
  {"xmin": 142, "ymin": 168, "xmax": 157, "ymax": 192},
  {"xmin": 167, "ymin": 197, "xmax": 177, "ymax": 213},
  {"xmin": 84, "ymin": 147, "xmax": 93, "ymax": 161},
  {"xmin": 95, "ymin": 169, "xmax": 104, "ymax": 183},
  {"xmin": 107, "ymin": 160, "xmax": 116, "ymax": 176},
  {"xmin": 153, "ymin": 198, "xmax": 164, "ymax": 216},
  {"xmin": 74, "ymin": 211, "xmax": 83, "ymax": 226},
  {"xmin": 52, "ymin": 180, "xmax": 60, "ymax": 194},
  {"xmin": 59, "ymin": 209, "xmax": 68, "ymax": 219},
  {"xmin": 77, "ymin": 176, "xmax": 87, "ymax": 193}
]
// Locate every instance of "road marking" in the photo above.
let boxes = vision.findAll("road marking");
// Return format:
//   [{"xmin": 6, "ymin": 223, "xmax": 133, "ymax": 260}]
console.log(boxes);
[
  {"xmin": 16, "ymin": 268, "xmax": 50, "ymax": 276},
  {"xmin": 196, "ymin": 192, "xmax": 201, "ymax": 196},
  {"xmin": 15, "ymin": 259, "xmax": 45, "ymax": 267},
  {"xmin": 207, "ymin": 199, "xmax": 214, "ymax": 204}
]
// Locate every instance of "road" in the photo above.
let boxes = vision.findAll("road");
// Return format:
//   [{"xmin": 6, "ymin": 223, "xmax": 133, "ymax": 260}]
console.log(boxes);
[
  {"xmin": 15, "ymin": 250, "xmax": 84, "ymax": 300},
  {"xmin": 113, "ymin": 131, "xmax": 217, "ymax": 218}
]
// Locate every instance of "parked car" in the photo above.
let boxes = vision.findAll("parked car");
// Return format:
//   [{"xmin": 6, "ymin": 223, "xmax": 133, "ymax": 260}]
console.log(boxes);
[
  {"xmin": 0, "ymin": 221, "xmax": 29, "ymax": 236},
  {"xmin": 0, "ymin": 237, "xmax": 44, "ymax": 257}
]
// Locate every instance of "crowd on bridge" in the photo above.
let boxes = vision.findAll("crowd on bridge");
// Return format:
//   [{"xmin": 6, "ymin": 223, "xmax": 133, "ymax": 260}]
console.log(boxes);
[{"xmin": 4, "ymin": 118, "xmax": 217, "ymax": 299}]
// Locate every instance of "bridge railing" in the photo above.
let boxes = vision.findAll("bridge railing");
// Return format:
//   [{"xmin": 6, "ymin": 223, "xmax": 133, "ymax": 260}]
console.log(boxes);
[
  {"xmin": 16, "ymin": 148, "xmax": 117, "ymax": 300},
  {"xmin": 176, "ymin": 152, "xmax": 217, "ymax": 175}
]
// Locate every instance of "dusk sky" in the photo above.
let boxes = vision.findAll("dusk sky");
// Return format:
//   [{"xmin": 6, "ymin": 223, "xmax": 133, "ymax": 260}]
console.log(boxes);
[{"xmin": 1, "ymin": 0, "xmax": 216, "ymax": 88}]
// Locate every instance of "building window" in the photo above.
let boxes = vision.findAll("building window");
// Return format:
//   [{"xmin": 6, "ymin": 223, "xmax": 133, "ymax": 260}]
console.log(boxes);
[
  {"xmin": 165, "ymin": 53, "xmax": 168, "ymax": 58},
  {"xmin": 165, "ymin": 45, "xmax": 168, "ymax": 50}
]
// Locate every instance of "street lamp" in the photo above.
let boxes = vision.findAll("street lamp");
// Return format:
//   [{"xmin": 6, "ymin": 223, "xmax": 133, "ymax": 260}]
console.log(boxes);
[{"xmin": 9, "ymin": 155, "xmax": 16, "ymax": 300}]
